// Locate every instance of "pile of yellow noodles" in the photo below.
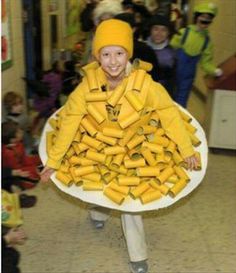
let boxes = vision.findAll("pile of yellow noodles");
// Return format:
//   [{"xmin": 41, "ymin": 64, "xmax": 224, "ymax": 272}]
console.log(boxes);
[{"xmin": 46, "ymin": 108, "xmax": 201, "ymax": 205}]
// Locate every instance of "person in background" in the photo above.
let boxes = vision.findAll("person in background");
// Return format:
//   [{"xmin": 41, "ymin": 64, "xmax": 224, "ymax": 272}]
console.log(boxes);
[
  {"xmin": 170, "ymin": 2, "xmax": 223, "ymax": 107},
  {"xmin": 60, "ymin": 60, "xmax": 81, "ymax": 105},
  {"xmin": 3, "ymin": 92, "xmax": 29, "ymax": 131},
  {"xmin": 42, "ymin": 61, "xmax": 62, "ymax": 109},
  {"xmin": 2, "ymin": 166, "xmax": 37, "ymax": 208},
  {"xmin": 3, "ymin": 91, "xmax": 36, "ymax": 154},
  {"xmin": 40, "ymin": 19, "xmax": 198, "ymax": 273},
  {"xmin": 146, "ymin": 14, "xmax": 176, "ymax": 97},
  {"xmin": 122, "ymin": 0, "xmax": 135, "ymax": 13},
  {"xmin": 79, "ymin": 0, "xmax": 100, "ymax": 33},
  {"xmin": 122, "ymin": 0, "xmax": 151, "ymax": 41},
  {"xmin": 170, "ymin": 0, "xmax": 183, "ymax": 31},
  {"xmin": 115, "ymin": 12, "xmax": 159, "ymax": 82},
  {"xmin": 143, "ymin": 0, "xmax": 159, "ymax": 15},
  {"xmin": 80, "ymin": 0, "xmax": 123, "ymax": 66},
  {"xmin": 23, "ymin": 61, "xmax": 62, "ymax": 140},
  {"xmin": 2, "ymin": 227, "xmax": 27, "ymax": 273},
  {"xmin": 2, "ymin": 120, "xmax": 42, "ymax": 190},
  {"xmin": 24, "ymin": 62, "xmax": 62, "ymax": 138},
  {"xmin": 32, "ymin": 61, "xmax": 62, "ymax": 117}
]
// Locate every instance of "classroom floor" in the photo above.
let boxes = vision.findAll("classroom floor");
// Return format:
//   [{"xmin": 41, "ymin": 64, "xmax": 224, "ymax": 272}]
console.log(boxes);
[{"xmin": 18, "ymin": 91, "xmax": 236, "ymax": 273}]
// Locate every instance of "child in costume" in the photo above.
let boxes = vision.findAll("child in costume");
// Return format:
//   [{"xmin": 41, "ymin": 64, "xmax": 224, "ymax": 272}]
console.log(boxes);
[
  {"xmin": 146, "ymin": 14, "xmax": 176, "ymax": 97},
  {"xmin": 3, "ymin": 91, "xmax": 36, "ymax": 153},
  {"xmin": 170, "ymin": 2, "xmax": 223, "ymax": 108},
  {"xmin": 40, "ymin": 19, "xmax": 198, "ymax": 273},
  {"xmin": 2, "ymin": 120, "xmax": 42, "ymax": 189}
]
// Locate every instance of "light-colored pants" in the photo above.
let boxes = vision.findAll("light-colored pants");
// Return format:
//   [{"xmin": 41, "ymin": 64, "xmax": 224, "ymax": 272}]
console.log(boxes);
[{"xmin": 90, "ymin": 208, "xmax": 148, "ymax": 262}]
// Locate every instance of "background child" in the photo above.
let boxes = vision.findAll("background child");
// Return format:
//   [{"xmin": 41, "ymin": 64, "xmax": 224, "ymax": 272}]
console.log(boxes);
[
  {"xmin": 2, "ymin": 190, "xmax": 27, "ymax": 273},
  {"xmin": 24, "ymin": 62, "xmax": 62, "ymax": 138},
  {"xmin": 41, "ymin": 61, "xmax": 62, "ymax": 110},
  {"xmin": 114, "ymin": 12, "xmax": 159, "ymax": 82},
  {"xmin": 60, "ymin": 60, "xmax": 81, "ymax": 105},
  {"xmin": 170, "ymin": 2, "xmax": 223, "ymax": 107},
  {"xmin": 2, "ymin": 227, "xmax": 26, "ymax": 273},
  {"xmin": 3, "ymin": 92, "xmax": 28, "ymax": 131},
  {"xmin": 80, "ymin": 0, "xmax": 123, "ymax": 66},
  {"xmin": 2, "ymin": 167, "xmax": 37, "ymax": 207},
  {"xmin": 31, "ymin": 62, "xmax": 62, "ymax": 123},
  {"xmin": 3, "ymin": 91, "xmax": 35, "ymax": 153},
  {"xmin": 2, "ymin": 120, "xmax": 41, "ymax": 190},
  {"xmin": 146, "ymin": 14, "xmax": 176, "ymax": 97}
]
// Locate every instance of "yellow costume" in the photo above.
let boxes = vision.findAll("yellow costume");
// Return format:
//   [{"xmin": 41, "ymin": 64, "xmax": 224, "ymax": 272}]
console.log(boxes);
[
  {"xmin": 40, "ymin": 19, "xmax": 206, "ymax": 271},
  {"xmin": 47, "ymin": 63, "xmax": 194, "ymax": 170},
  {"xmin": 43, "ymin": 19, "xmax": 203, "ymax": 206}
]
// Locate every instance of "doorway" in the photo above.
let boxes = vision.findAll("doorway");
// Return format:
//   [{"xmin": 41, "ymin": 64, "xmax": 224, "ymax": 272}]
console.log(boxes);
[{"xmin": 22, "ymin": 0, "xmax": 42, "ymax": 98}]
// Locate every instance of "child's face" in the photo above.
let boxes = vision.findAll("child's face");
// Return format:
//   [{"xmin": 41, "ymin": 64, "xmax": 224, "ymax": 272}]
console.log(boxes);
[
  {"xmin": 99, "ymin": 46, "xmax": 129, "ymax": 79},
  {"xmin": 150, "ymin": 25, "xmax": 169, "ymax": 44},
  {"xmin": 11, "ymin": 128, "xmax": 24, "ymax": 144},
  {"xmin": 196, "ymin": 14, "xmax": 213, "ymax": 30},
  {"xmin": 11, "ymin": 99, "xmax": 24, "ymax": 114},
  {"xmin": 15, "ymin": 128, "xmax": 24, "ymax": 142}
]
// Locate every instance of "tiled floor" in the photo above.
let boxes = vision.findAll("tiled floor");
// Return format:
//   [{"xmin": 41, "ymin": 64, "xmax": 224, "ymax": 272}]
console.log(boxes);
[{"xmin": 18, "ymin": 91, "xmax": 236, "ymax": 273}]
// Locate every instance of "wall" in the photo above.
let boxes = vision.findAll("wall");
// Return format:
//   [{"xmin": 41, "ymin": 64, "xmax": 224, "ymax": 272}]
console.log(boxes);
[
  {"xmin": 2, "ymin": 0, "xmax": 25, "ymax": 100},
  {"xmin": 191, "ymin": 0, "xmax": 236, "ymax": 96}
]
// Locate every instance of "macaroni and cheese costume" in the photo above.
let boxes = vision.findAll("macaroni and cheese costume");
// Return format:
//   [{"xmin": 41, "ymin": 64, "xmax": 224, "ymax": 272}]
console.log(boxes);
[
  {"xmin": 40, "ymin": 61, "xmax": 207, "ymax": 209},
  {"xmin": 46, "ymin": 63, "xmax": 195, "ymax": 168}
]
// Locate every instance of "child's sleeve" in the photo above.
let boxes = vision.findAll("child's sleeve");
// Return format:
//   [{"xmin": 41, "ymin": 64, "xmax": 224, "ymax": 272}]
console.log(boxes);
[
  {"xmin": 147, "ymin": 82, "xmax": 194, "ymax": 159},
  {"xmin": 170, "ymin": 28, "xmax": 185, "ymax": 49},
  {"xmin": 200, "ymin": 40, "xmax": 217, "ymax": 75},
  {"xmin": 46, "ymin": 80, "xmax": 87, "ymax": 169}
]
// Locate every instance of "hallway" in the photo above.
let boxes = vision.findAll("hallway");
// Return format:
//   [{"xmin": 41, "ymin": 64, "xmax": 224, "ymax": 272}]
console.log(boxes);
[{"xmin": 18, "ymin": 91, "xmax": 236, "ymax": 273}]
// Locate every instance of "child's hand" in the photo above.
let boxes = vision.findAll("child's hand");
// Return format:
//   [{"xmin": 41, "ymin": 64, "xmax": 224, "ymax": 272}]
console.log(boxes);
[
  {"xmin": 4, "ymin": 227, "xmax": 27, "ymax": 246},
  {"xmin": 184, "ymin": 155, "xmax": 199, "ymax": 171},
  {"xmin": 40, "ymin": 166, "xmax": 55, "ymax": 183},
  {"xmin": 12, "ymin": 169, "xmax": 30, "ymax": 178},
  {"xmin": 214, "ymin": 68, "xmax": 223, "ymax": 77}
]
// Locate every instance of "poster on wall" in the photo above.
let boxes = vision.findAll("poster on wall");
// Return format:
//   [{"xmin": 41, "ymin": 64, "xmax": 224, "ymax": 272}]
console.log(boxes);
[
  {"xmin": 48, "ymin": 0, "xmax": 59, "ymax": 12},
  {"xmin": 65, "ymin": 0, "xmax": 80, "ymax": 36},
  {"xmin": 1, "ymin": 0, "xmax": 12, "ymax": 70}
]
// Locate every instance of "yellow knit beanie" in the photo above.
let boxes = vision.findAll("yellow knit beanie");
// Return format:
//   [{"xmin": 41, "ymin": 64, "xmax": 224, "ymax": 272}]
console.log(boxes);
[{"xmin": 92, "ymin": 19, "xmax": 133, "ymax": 59}]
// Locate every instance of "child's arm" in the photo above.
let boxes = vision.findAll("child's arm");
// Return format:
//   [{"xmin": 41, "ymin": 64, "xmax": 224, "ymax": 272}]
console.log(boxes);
[
  {"xmin": 170, "ymin": 28, "xmax": 185, "ymax": 49},
  {"xmin": 148, "ymin": 82, "xmax": 195, "ymax": 159},
  {"xmin": 40, "ymin": 166, "xmax": 55, "ymax": 183},
  {"xmin": 200, "ymin": 41, "xmax": 219, "ymax": 76},
  {"xmin": 40, "ymin": 84, "xmax": 87, "ymax": 183},
  {"xmin": 46, "ymin": 81, "xmax": 87, "ymax": 170}
]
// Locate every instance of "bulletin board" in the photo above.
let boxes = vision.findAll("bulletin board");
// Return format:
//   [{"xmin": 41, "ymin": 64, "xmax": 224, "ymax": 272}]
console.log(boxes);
[{"xmin": 1, "ymin": 0, "xmax": 12, "ymax": 70}]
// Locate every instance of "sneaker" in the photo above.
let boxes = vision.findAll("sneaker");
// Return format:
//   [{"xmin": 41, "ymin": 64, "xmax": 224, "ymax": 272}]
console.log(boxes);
[
  {"xmin": 91, "ymin": 219, "xmax": 105, "ymax": 229},
  {"xmin": 130, "ymin": 260, "xmax": 148, "ymax": 273},
  {"xmin": 19, "ymin": 194, "xmax": 37, "ymax": 208}
]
